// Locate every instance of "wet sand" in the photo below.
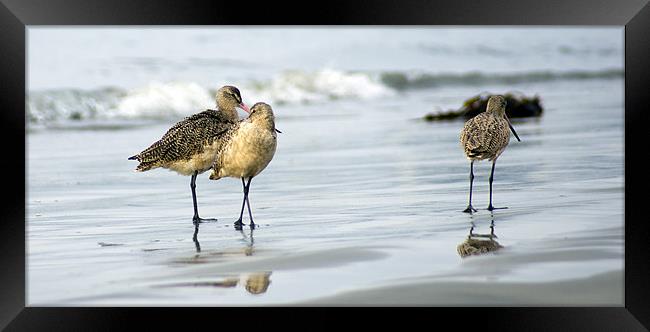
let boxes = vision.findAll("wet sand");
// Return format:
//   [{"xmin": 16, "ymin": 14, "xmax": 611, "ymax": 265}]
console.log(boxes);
[
  {"xmin": 27, "ymin": 79, "xmax": 624, "ymax": 305},
  {"xmin": 301, "ymin": 271, "xmax": 622, "ymax": 306}
]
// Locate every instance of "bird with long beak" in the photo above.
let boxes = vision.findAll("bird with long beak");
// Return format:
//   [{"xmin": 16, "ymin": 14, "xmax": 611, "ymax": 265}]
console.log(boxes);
[
  {"xmin": 459, "ymin": 95, "xmax": 521, "ymax": 213},
  {"xmin": 128, "ymin": 85, "xmax": 250, "ymax": 224},
  {"xmin": 209, "ymin": 102, "xmax": 279, "ymax": 229}
]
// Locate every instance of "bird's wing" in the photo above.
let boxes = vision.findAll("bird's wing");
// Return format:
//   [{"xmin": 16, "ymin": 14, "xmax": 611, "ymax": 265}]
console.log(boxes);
[
  {"xmin": 133, "ymin": 110, "xmax": 235, "ymax": 164},
  {"xmin": 461, "ymin": 114, "xmax": 496, "ymax": 157}
]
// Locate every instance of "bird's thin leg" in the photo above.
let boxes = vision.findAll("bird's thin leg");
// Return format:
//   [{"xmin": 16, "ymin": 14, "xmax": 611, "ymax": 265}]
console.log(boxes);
[
  {"xmin": 487, "ymin": 160, "xmax": 508, "ymax": 211},
  {"xmin": 244, "ymin": 177, "xmax": 255, "ymax": 228},
  {"xmin": 191, "ymin": 171, "xmax": 200, "ymax": 222},
  {"xmin": 463, "ymin": 161, "xmax": 478, "ymax": 213},
  {"xmin": 234, "ymin": 178, "xmax": 248, "ymax": 228},
  {"xmin": 191, "ymin": 171, "xmax": 217, "ymax": 224}
]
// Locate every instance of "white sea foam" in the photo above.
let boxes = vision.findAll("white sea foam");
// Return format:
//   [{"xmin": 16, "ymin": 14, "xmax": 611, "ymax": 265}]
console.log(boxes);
[
  {"xmin": 114, "ymin": 82, "xmax": 213, "ymax": 119},
  {"xmin": 26, "ymin": 68, "xmax": 622, "ymax": 127},
  {"xmin": 244, "ymin": 69, "xmax": 396, "ymax": 105},
  {"xmin": 27, "ymin": 81, "xmax": 215, "ymax": 125},
  {"xmin": 27, "ymin": 87, "xmax": 125, "ymax": 124}
]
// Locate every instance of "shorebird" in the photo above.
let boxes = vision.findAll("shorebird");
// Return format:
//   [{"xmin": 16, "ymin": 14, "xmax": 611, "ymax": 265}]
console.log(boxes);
[
  {"xmin": 128, "ymin": 85, "xmax": 250, "ymax": 223},
  {"xmin": 459, "ymin": 95, "xmax": 521, "ymax": 213},
  {"xmin": 209, "ymin": 102, "xmax": 278, "ymax": 229}
]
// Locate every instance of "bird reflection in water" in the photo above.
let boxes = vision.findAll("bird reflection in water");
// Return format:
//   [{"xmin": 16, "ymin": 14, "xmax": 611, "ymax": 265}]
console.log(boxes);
[
  {"xmin": 457, "ymin": 212, "xmax": 503, "ymax": 258},
  {"xmin": 240, "ymin": 227, "xmax": 254, "ymax": 256},
  {"xmin": 162, "ymin": 272, "xmax": 272, "ymax": 295},
  {"xmin": 191, "ymin": 222, "xmax": 255, "ymax": 255},
  {"xmin": 244, "ymin": 271, "xmax": 272, "ymax": 294},
  {"xmin": 193, "ymin": 222, "xmax": 201, "ymax": 252},
  {"xmin": 185, "ymin": 222, "xmax": 270, "ymax": 294}
]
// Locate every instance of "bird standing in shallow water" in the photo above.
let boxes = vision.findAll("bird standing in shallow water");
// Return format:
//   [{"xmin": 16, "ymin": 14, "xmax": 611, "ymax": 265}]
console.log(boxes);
[
  {"xmin": 209, "ymin": 102, "xmax": 278, "ymax": 229},
  {"xmin": 459, "ymin": 95, "xmax": 521, "ymax": 213},
  {"xmin": 128, "ymin": 86, "xmax": 250, "ymax": 224}
]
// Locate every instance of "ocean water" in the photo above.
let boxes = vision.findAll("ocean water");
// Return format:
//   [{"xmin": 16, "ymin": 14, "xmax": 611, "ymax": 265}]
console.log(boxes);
[{"xmin": 26, "ymin": 27, "xmax": 624, "ymax": 305}]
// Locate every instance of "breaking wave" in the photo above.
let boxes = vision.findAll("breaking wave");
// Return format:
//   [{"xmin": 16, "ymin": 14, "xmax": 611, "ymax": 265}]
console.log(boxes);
[
  {"xmin": 245, "ymin": 69, "xmax": 396, "ymax": 105},
  {"xmin": 27, "ymin": 82, "xmax": 213, "ymax": 125},
  {"xmin": 27, "ymin": 68, "xmax": 622, "ymax": 126}
]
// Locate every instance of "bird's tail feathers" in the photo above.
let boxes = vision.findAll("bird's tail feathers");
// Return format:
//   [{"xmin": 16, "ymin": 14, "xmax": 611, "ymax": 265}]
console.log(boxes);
[{"xmin": 134, "ymin": 162, "xmax": 157, "ymax": 172}]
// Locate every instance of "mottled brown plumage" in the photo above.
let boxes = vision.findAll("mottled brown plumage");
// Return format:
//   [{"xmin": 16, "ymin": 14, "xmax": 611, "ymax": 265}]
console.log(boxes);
[
  {"xmin": 128, "ymin": 85, "xmax": 249, "ymax": 223},
  {"xmin": 129, "ymin": 109, "xmax": 237, "ymax": 174},
  {"xmin": 460, "ymin": 95, "xmax": 511, "ymax": 161},
  {"xmin": 129, "ymin": 86, "xmax": 246, "ymax": 175},
  {"xmin": 459, "ymin": 95, "xmax": 520, "ymax": 213}
]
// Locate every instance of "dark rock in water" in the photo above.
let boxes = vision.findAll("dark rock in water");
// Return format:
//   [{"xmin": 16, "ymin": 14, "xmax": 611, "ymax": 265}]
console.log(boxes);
[
  {"xmin": 423, "ymin": 109, "xmax": 465, "ymax": 121},
  {"xmin": 423, "ymin": 92, "xmax": 543, "ymax": 121}
]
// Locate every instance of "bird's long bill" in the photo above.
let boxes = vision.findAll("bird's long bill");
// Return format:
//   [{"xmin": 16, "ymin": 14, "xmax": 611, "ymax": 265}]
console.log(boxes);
[
  {"xmin": 506, "ymin": 116, "xmax": 521, "ymax": 142},
  {"xmin": 239, "ymin": 103, "xmax": 251, "ymax": 114}
]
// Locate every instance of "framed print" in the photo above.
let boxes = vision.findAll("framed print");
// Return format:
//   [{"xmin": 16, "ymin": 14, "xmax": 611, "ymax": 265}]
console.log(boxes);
[{"xmin": 2, "ymin": 0, "xmax": 649, "ymax": 330}]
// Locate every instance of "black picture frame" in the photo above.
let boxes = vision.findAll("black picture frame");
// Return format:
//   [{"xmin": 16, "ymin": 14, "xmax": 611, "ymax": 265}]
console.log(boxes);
[{"xmin": 2, "ymin": 0, "xmax": 649, "ymax": 330}]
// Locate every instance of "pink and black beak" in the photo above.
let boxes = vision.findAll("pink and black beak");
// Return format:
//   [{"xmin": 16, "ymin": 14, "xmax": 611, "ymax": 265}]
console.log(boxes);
[{"xmin": 238, "ymin": 102, "xmax": 251, "ymax": 114}]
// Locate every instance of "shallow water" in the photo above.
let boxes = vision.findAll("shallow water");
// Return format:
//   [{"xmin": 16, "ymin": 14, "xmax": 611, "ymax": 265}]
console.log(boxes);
[
  {"xmin": 27, "ymin": 27, "xmax": 623, "ymax": 126},
  {"xmin": 27, "ymin": 76, "xmax": 624, "ymax": 305}
]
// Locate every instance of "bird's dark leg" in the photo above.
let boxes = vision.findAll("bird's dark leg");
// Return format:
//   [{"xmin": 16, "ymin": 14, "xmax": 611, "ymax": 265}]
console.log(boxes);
[
  {"xmin": 234, "ymin": 177, "xmax": 249, "ymax": 228},
  {"xmin": 191, "ymin": 171, "xmax": 200, "ymax": 222},
  {"xmin": 487, "ymin": 160, "xmax": 508, "ymax": 211},
  {"xmin": 463, "ymin": 161, "xmax": 478, "ymax": 213},
  {"xmin": 245, "ymin": 177, "xmax": 255, "ymax": 229},
  {"xmin": 191, "ymin": 171, "xmax": 217, "ymax": 224}
]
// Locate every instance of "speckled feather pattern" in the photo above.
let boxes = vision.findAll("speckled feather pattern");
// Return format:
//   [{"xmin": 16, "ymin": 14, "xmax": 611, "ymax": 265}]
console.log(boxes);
[
  {"xmin": 460, "ymin": 109, "xmax": 511, "ymax": 161},
  {"xmin": 130, "ymin": 109, "xmax": 238, "ymax": 174}
]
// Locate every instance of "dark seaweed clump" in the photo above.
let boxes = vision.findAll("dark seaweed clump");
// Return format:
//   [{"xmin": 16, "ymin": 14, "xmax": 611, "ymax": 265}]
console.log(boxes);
[{"xmin": 423, "ymin": 92, "xmax": 543, "ymax": 121}]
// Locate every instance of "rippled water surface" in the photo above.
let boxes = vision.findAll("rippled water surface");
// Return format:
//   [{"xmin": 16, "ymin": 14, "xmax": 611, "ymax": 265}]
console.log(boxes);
[{"xmin": 27, "ymin": 28, "xmax": 624, "ymax": 305}]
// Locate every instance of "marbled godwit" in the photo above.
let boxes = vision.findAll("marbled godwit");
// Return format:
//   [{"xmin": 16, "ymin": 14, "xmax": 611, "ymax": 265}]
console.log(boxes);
[
  {"xmin": 460, "ymin": 95, "xmax": 521, "ymax": 213},
  {"xmin": 128, "ymin": 86, "xmax": 250, "ymax": 223},
  {"xmin": 209, "ymin": 102, "xmax": 278, "ymax": 229}
]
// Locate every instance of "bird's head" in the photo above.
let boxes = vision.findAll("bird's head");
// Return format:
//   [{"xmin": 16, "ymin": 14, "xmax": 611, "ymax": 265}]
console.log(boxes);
[{"xmin": 216, "ymin": 85, "xmax": 250, "ymax": 115}]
